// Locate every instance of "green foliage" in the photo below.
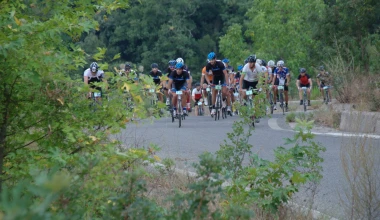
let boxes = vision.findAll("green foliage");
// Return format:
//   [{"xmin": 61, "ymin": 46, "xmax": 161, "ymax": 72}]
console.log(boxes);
[
  {"xmin": 286, "ymin": 112, "xmax": 296, "ymax": 123},
  {"xmin": 219, "ymin": 24, "xmax": 250, "ymax": 67}
]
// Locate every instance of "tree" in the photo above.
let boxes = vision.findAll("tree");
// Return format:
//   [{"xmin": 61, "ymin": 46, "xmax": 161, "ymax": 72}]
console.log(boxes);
[{"xmin": 0, "ymin": 0, "xmax": 144, "ymax": 192}]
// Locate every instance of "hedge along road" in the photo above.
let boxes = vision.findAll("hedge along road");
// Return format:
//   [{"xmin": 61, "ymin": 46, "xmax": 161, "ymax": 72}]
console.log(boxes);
[{"xmin": 116, "ymin": 110, "xmax": 380, "ymax": 219}]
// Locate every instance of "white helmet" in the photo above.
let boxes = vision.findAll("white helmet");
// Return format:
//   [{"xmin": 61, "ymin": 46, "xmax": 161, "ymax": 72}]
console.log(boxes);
[
  {"xmin": 268, "ymin": 60, "xmax": 275, "ymax": 67},
  {"xmin": 256, "ymin": 59, "xmax": 262, "ymax": 66},
  {"xmin": 277, "ymin": 60, "xmax": 284, "ymax": 67},
  {"xmin": 176, "ymin": 57, "xmax": 184, "ymax": 64}
]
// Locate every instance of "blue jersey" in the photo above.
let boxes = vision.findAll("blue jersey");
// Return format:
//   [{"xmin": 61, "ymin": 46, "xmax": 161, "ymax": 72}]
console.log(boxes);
[{"xmin": 274, "ymin": 67, "xmax": 289, "ymax": 79}]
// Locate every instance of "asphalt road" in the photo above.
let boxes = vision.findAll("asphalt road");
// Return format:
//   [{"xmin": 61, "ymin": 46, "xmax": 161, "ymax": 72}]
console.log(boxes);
[{"xmin": 117, "ymin": 108, "xmax": 380, "ymax": 219}]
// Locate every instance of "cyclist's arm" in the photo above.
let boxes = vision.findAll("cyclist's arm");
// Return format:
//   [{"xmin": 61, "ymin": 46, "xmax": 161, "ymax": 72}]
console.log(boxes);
[
  {"xmin": 296, "ymin": 79, "xmax": 300, "ymax": 89},
  {"xmin": 316, "ymin": 78, "xmax": 321, "ymax": 87},
  {"xmin": 308, "ymin": 77, "xmax": 312, "ymax": 89},
  {"xmin": 239, "ymin": 73, "xmax": 245, "ymax": 90},
  {"xmin": 223, "ymin": 69, "xmax": 228, "ymax": 85},
  {"xmin": 191, "ymin": 90, "xmax": 196, "ymax": 102},
  {"xmin": 186, "ymin": 79, "xmax": 190, "ymax": 90},
  {"xmin": 286, "ymin": 74, "xmax": 291, "ymax": 84},
  {"xmin": 167, "ymin": 79, "xmax": 173, "ymax": 90},
  {"xmin": 272, "ymin": 74, "xmax": 276, "ymax": 85},
  {"xmin": 200, "ymin": 74, "xmax": 205, "ymax": 86}
]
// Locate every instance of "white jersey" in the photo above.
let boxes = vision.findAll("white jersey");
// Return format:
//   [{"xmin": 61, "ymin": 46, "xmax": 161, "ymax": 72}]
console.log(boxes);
[
  {"xmin": 192, "ymin": 88, "xmax": 202, "ymax": 99},
  {"xmin": 242, "ymin": 63, "xmax": 262, "ymax": 82},
  {"xmin": 84, "ymin": 68, "xmax": 104, "ymax": 80}
]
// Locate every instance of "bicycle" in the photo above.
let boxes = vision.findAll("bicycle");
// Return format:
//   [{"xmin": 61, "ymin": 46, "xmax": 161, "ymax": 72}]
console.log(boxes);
[
  {"xmin": 214, "ymin": 80, "xmax": 223, "ymax": 121},
  {"xmin": 90, "ymin": 91, "xmax": 102, "ymax": 112},
  {"xmin": 233, "ymin": 85, "xmax": 240, "ymax": 116},
  {"xmin": 301, "ymin": 87, "xmax": 308, "ymax": 112},
  {"xmin": 268, "ymin": 84, "xmax": 275, "ymax": 114},
  {"xmin": 171, "ymin": 90, "xmax": 185, "ymax": 128},
  {"xmin": 277, "ymin": 80, "xmax": 286, "ymax": 115},
  {"xmin": 197, "ymin": 98, "xmax": 204, "ymax": 116},
  {"xmin": 323, "ymin": 85, "xmax": 332, "ymax": 104}
]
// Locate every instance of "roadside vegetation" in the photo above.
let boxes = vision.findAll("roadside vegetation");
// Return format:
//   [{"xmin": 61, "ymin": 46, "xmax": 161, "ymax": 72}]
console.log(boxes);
[{"xmin": 1, "ymin": 0, "xmax": 379, "ymax": 219}]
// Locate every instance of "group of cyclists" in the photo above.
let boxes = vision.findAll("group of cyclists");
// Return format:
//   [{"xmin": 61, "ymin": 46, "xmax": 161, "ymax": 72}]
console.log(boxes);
[{"xmin": 83, "ymin": 52, "xmax": 332, "ymax": 119}]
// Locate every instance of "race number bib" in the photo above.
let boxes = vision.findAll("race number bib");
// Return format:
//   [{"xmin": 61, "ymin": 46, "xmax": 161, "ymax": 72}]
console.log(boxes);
[{"xmin": 279, "ymin": 78, "xmax": 285, "ymax": 86}]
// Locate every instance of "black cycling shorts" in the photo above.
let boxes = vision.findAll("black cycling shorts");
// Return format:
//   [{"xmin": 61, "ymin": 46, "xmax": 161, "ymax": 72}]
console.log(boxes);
[
  {"xmin": 194, "ymin": 99, "xmax": 201, "ymax": 107},
  {"xmin": 242, "ymin": 80, "xmax": 258, "ymax": 90},
  {"xmin": 212, "ymin": 75, "xmax": 225, "ymax": 85},
  {"xmin": 274, "ymin": 78, "xmax": 288, "ymax": 91},
  {"xmin": 299, "ymin": 84, "xmax": 310, "ymax": 88}
]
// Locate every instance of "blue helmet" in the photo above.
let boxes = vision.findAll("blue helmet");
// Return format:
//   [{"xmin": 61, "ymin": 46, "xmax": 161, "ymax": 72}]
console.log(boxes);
[
  {"xmin": 222, "ymin": 58, "xmax": 229, "ymax": 63},
  {"xmin": 207, "ymin": 52, "xmax": 216, "ymax": 60},
  {"xmin": 168, "ymin": 60, "xmax": 176, "ymax": 66},
  {"xmin": 175, "ymin": 62, "xmax": 184, "ymax": 69},
  {"xmin": 237, "ymin": 65, "xmax": 243, "ymax": 71}
]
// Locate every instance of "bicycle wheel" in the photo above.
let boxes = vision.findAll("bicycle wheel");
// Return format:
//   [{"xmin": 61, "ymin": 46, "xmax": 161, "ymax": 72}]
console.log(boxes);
[
  {"xmin": 270, "ymin": 93, "xmax": 274, "ymax": 114},
  {"xmin": 303, "ymin": 93, "xmax": 307, "ymax": 112},
  {"xmin": 280, "ymin": 93, "xmax": 284, "ymax": 115},
  {"xmin": 217, "ymin": 109, "xmax": 220, "ymax": 120},
  {"xmin": 325, "ymin": 90, "xmax": 329, "ymax": 104}
]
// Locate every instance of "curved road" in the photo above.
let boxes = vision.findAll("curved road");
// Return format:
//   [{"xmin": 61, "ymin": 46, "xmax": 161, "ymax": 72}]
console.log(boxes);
[{"xmin": 117, "ymin": 110, "xmax": 380, "ymax": 219}]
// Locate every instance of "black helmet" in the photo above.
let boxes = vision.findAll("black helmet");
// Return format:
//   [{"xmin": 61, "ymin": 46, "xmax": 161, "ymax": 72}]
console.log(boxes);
[
  {"xmin": 319, "ymin": 65, "xmax": 324, "ymax": 71},
  {"xmin": 261, "ymin": 59, "xmax": 267, "ymax": 67},
  {"xmin": 151, "ymin": 63, "xmax": 158, "ymax": 68},
  {"xmin": 195, "ymin": 83, "xmax": 200, "ymax": 87},
  {"xmin": 300, "ymin": 68, "xmax": 306, "ymax": 73},
  {"xmin": 125, "ymin": 63, "xmax": 132, "ymax": 70},
  {"xmin": 247, "ymin": 55, "xmax": 256, "ymax": 63},
  {"xmin": 244, "ymin": 59, "xmax": 248, "ymax": 64}
]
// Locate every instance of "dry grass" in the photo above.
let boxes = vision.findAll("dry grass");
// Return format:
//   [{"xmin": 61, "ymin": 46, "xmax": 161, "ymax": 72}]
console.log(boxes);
[
  {"xmin": 340, "ymin": 128, "xmax": 380, "ymax": 219},
  {"xmin": 312, "ymin": 105, "xmax": 341, "ymax": 129}
]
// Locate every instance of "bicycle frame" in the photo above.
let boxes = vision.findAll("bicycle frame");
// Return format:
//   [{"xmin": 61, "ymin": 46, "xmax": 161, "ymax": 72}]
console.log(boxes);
[
  {"xmin": 323, "ymin": 86, "xmax": 331, "ymax": 104},
  {"xmin": 214, "ymin": 81, "xmax": 223, "ymax": 120},
  {"xmin": 277, "ymin": 85, "xmax": 285, "ymax": 115},
  {"xmin": 301, "ymin": 87, "xmax": 307, "ymax": 112}
]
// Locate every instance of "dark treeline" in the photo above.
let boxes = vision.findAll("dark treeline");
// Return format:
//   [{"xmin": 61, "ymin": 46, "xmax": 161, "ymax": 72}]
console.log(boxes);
[{"xmin": 75, "ymin": 0, "xmax": 380, "ymax": 81}]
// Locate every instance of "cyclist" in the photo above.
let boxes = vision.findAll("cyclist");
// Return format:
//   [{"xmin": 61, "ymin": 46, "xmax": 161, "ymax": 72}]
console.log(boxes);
[
  {"xmin": 149, "ymin": 63, "xmax": 163, "ymax": 102},
  {"xmin": 167, "ymin": 62, "xmax": 191, "ymax": 116},
  {"xmin": 316, "ymin": 65, "xmax": 332, "ymax": 102},
  {"xmin": 84, "ymin": 62, "xmax": 106, "ymax": 99},
  {"xmin": 266, "ymin": 60, "xmax": 275, "ymax": 98},
  {"xmin": 200, "ymin": 64, "xmax": 211, "ymax": 106},
  {"xmin": 296, "ymin": 68, "xmax": 312, "ymax": 106},
  {"xmin": 192, "ymin": 83, "xmax": 203, "ymax": 116},
  {"xmin": 176, "ymin": 57, "xmax": 192, "ymax": 112},
  {"xmin": 239, "ymin": 55, "xmax": 262, "ymax": 102},
  {"xmin": 164, "ymin": 60, "xmax": 177, "ymax": 105},
  {"xmin": 272, "ymin": 60, "xmax": 290, "ymax": 112},
  {"xmin": 206, "ymin": 52, "xmax": 231, "ymax": 116}
]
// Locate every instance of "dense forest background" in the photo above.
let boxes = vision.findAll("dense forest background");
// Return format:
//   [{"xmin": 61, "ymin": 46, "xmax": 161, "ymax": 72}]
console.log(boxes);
[{"xmin": 73, "ymin": 0, "xmax": 380, "ymax": 83}]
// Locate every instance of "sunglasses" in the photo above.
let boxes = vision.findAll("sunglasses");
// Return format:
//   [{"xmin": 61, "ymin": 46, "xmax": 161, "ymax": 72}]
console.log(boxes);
[{"xmin": 169, "ymin": 66, "xmax": 175, "ymax": 69}]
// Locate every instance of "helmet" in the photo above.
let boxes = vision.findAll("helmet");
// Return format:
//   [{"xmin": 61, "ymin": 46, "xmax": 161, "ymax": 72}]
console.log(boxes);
[
  {"xmin": 207, "ymin": 52, "xmax": 216, "ymax": 60},
  {"xmin": 261, "ymin": 59, "xmax": 267, "ymax": 67},
  {"xmin": 168, "ymin": 60, "xmax": 176, "ymax": 66},
  {"xmin": 237, "ymin": 65, "xmax": 243, "ymax": 71},
  {"xmin": 90, "ymin": 62, "xmax": 99, "ymax": 72},
  {"xmin": 319, "ymin": 65, "xmax": 325, "ymax": 71},
  {"xmin": 300, "ymin": 68, "xmax": 306, "ymax": 73},
  {"xmin": 175, "ymin": 62, "xmax": 184, "ymax": 69},
  {"xmin": 244, "ymin": 59, "xmax": 248, "ymax": 64},
  {"xmin": 222, "ymin": 58, "xmax": 229, "ymax": 63},
  {"xmin": 247, "ymin": 55, "xmax": 256, "ymax": 63},
  {"xmin": 125, "ymin": 63, "xmax": 132, "ymax": 70},
  {"xmin": 256, "ymin": 59, "xmax": 262, "ymax": 65},
  {"xmin": 268, "ymin": 60, "xmax": 275, "ymax": 67},
  {"xmin": 176, "ymin": 57, "xmax": 184, "ymax": 64},
  {"xmin": 151, "ymin": 63, "xmax": 158, "ymax": 68},
  {"xmin": 277, "ymin": 60, "xmax": 284, "ymax": 67},
  {"xmin": 195, "ymin": 83, "xmax": 200, "ymax": 87}
]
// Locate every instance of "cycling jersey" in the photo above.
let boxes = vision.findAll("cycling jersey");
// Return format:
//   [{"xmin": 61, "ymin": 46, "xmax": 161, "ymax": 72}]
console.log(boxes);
[
  {"xmin": 202, "ymin": 66, "xmax": 213, "ymax": 82},
  {"xmin": 298, "ymin": 74, "xmax": 311, "ymax": 86},
  {"xmin": 169, "ymin": 70, "xmax": 190, "ymax": 90},
  {"xmin": 149, "ymin": 70, "xmax": 163, "ymax": 85},
  {"xmin": 266, "ymin": 66, "xmax": 273, "ymax": 81},
  {"xmin": 192, "ymin": 88, "xmax": 202, "ymax": 100},
  {"xmin": 317, "ymin": 72, "xmax": 331, "ymax": 85},
  {"xmin": 274, "ymin": 67, "xmax": 289, "ymax": 80},
  {"xmin": 84, "ymin": 68, "xmax": 104, "ymax": 90},
  {"xmin": 242, "ymin": 63, "xmax": 262, "ymax": 82},
  {"xmin": 206, "ymin": 61, "xmax": 225, "ymax": 77},
  {"xmin": 234, "ymin": 71, "xmax": 241, "ymax": 84}
]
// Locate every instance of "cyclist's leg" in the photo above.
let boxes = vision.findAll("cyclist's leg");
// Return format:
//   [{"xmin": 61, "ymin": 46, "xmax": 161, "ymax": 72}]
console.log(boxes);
[{"xmin": 181, "ymin": 86, "xmax": 188, "ymax": 114}]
